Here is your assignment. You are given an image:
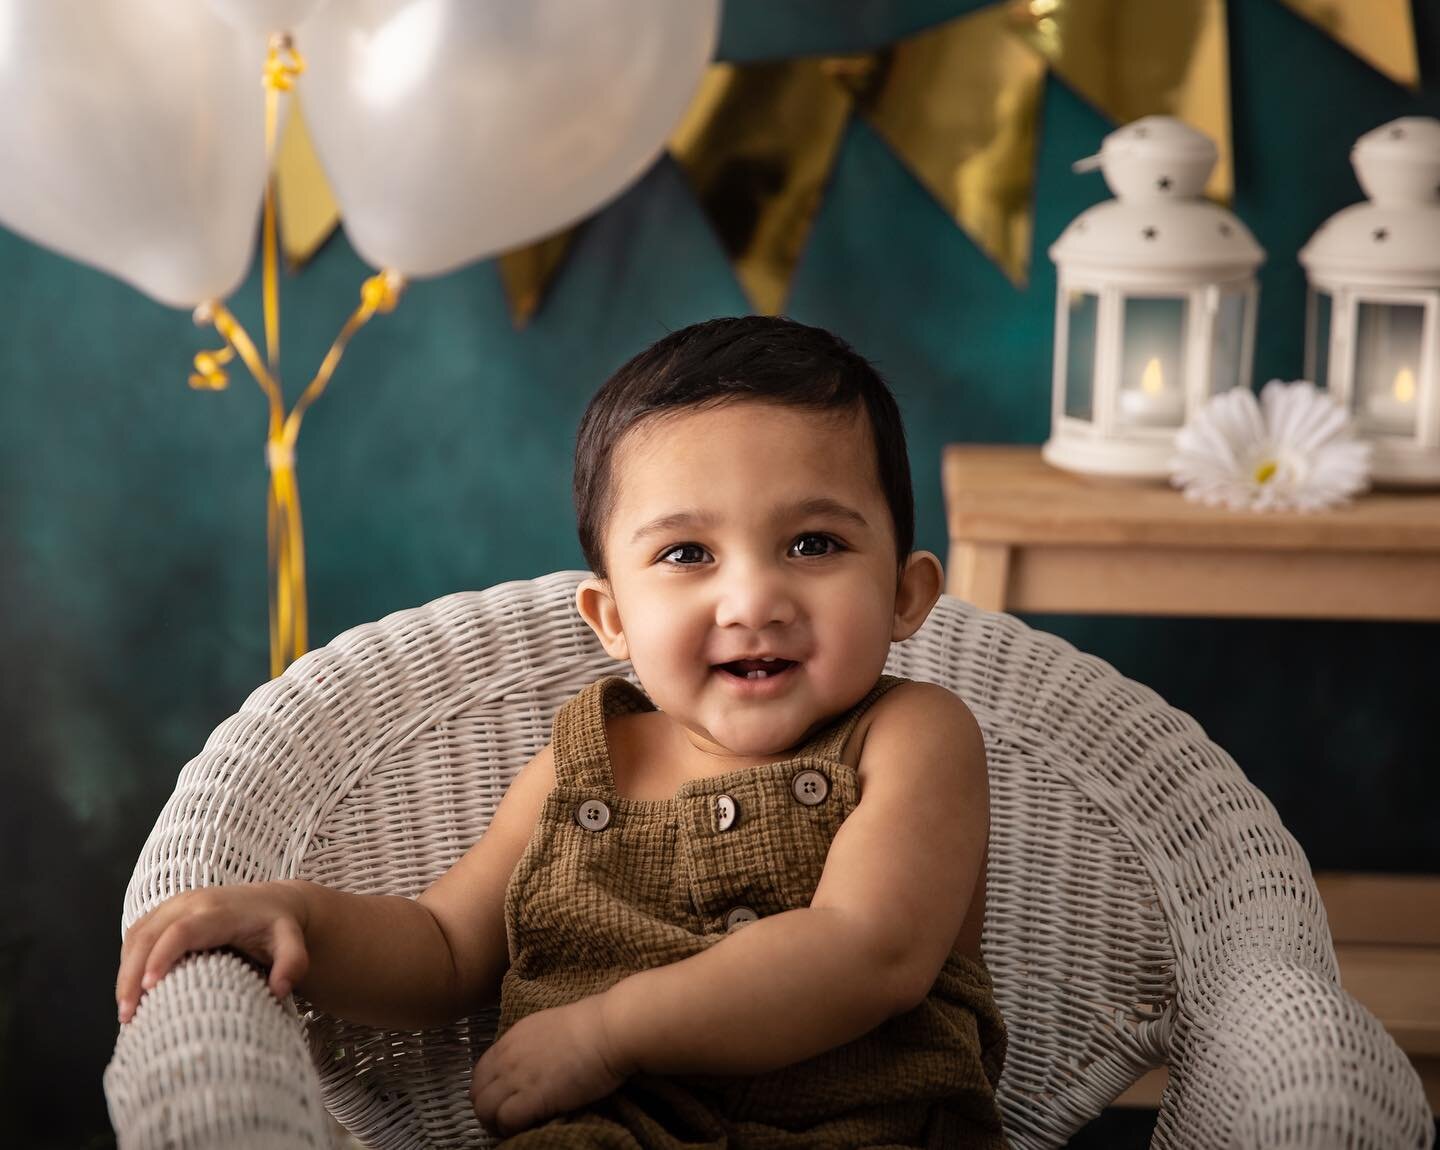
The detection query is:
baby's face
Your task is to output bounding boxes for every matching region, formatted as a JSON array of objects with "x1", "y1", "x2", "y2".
[{"x1": 577, "y1": 399, "x2": 940, "y2": 762}]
